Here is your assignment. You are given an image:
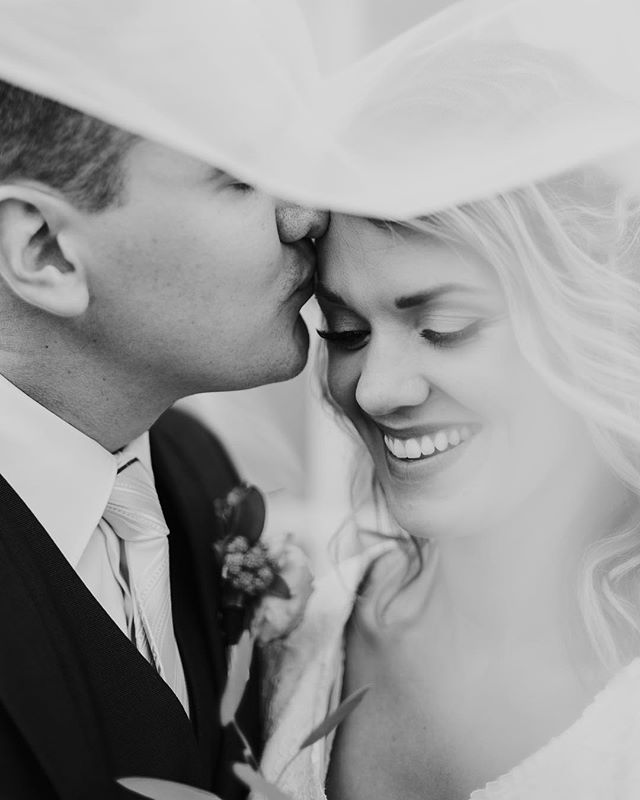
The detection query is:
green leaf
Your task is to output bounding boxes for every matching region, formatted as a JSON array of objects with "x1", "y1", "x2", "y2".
[
  {"x1": 117, "y1": 777, "x2": 223, "y2": 799},
  {"x1": 266, "y1": 573, "x2": 292, "y2": 600},
  {"x1": 229, "y1": 484, "x2": 266, "y2": 545},
  {"x1": 220, "y1": 630, "x2": 254, "y2": 725},
  {"x1": 232, "y1": 764, "x2": 294, "y2": 800},
  {"x1": 298, "y1": 684, "x2": 372, "y2": 750},
  {"x1": 211, "y1": 539, "x2": 227, "y2": 562}
]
